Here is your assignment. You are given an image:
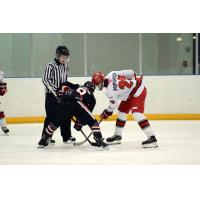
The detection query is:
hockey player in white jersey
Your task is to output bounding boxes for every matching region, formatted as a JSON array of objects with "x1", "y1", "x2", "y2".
[
  {"x1": 0, "y1": 71, "x2": 9, "y2": 135},
  {"x1": 92, "y1": 70, "x2": 158, "y2": 148}
]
